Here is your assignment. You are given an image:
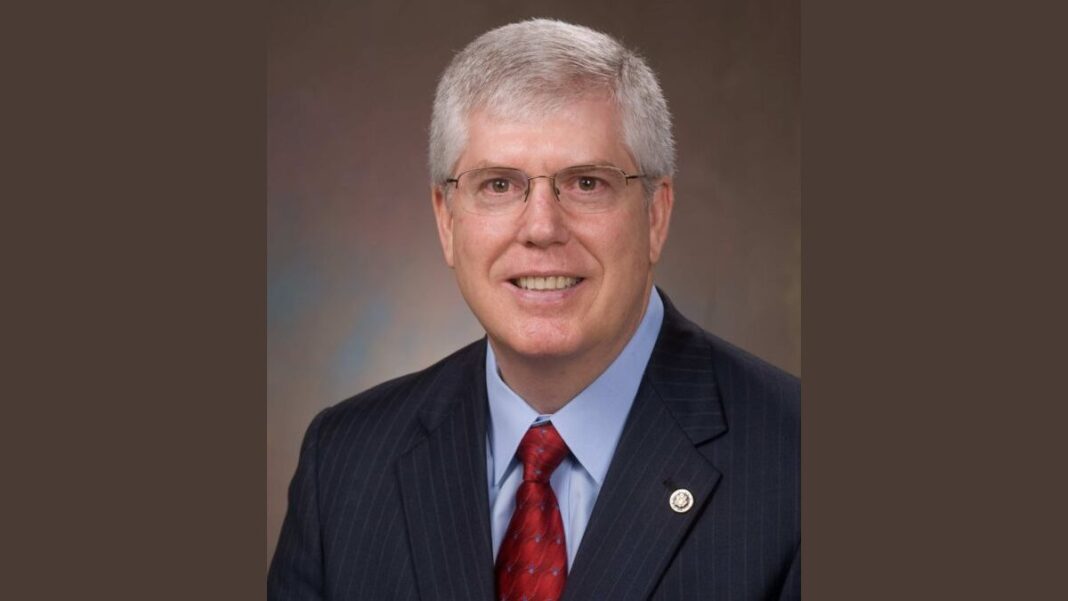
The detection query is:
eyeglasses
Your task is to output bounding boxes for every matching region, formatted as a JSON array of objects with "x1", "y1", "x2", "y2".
[{"x1": 443, "y1": 165, "x2": 646, "y2": 215}]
